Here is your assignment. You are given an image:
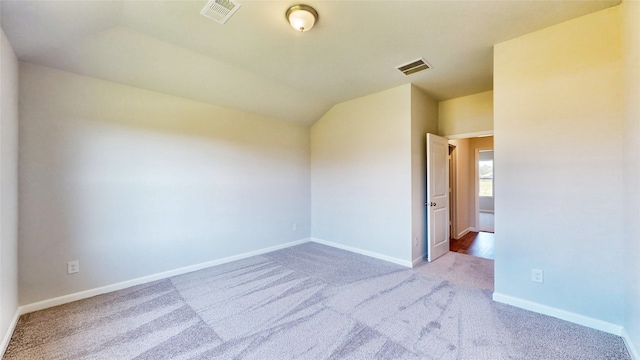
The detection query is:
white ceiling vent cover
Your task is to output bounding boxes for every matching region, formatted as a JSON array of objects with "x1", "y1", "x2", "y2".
[
  {"x1": 397, "y1": 58, "x2": 432, "y2": 76},
  {"x1": 201, "y1": 0, "x2": 241, "y2": 24}
]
